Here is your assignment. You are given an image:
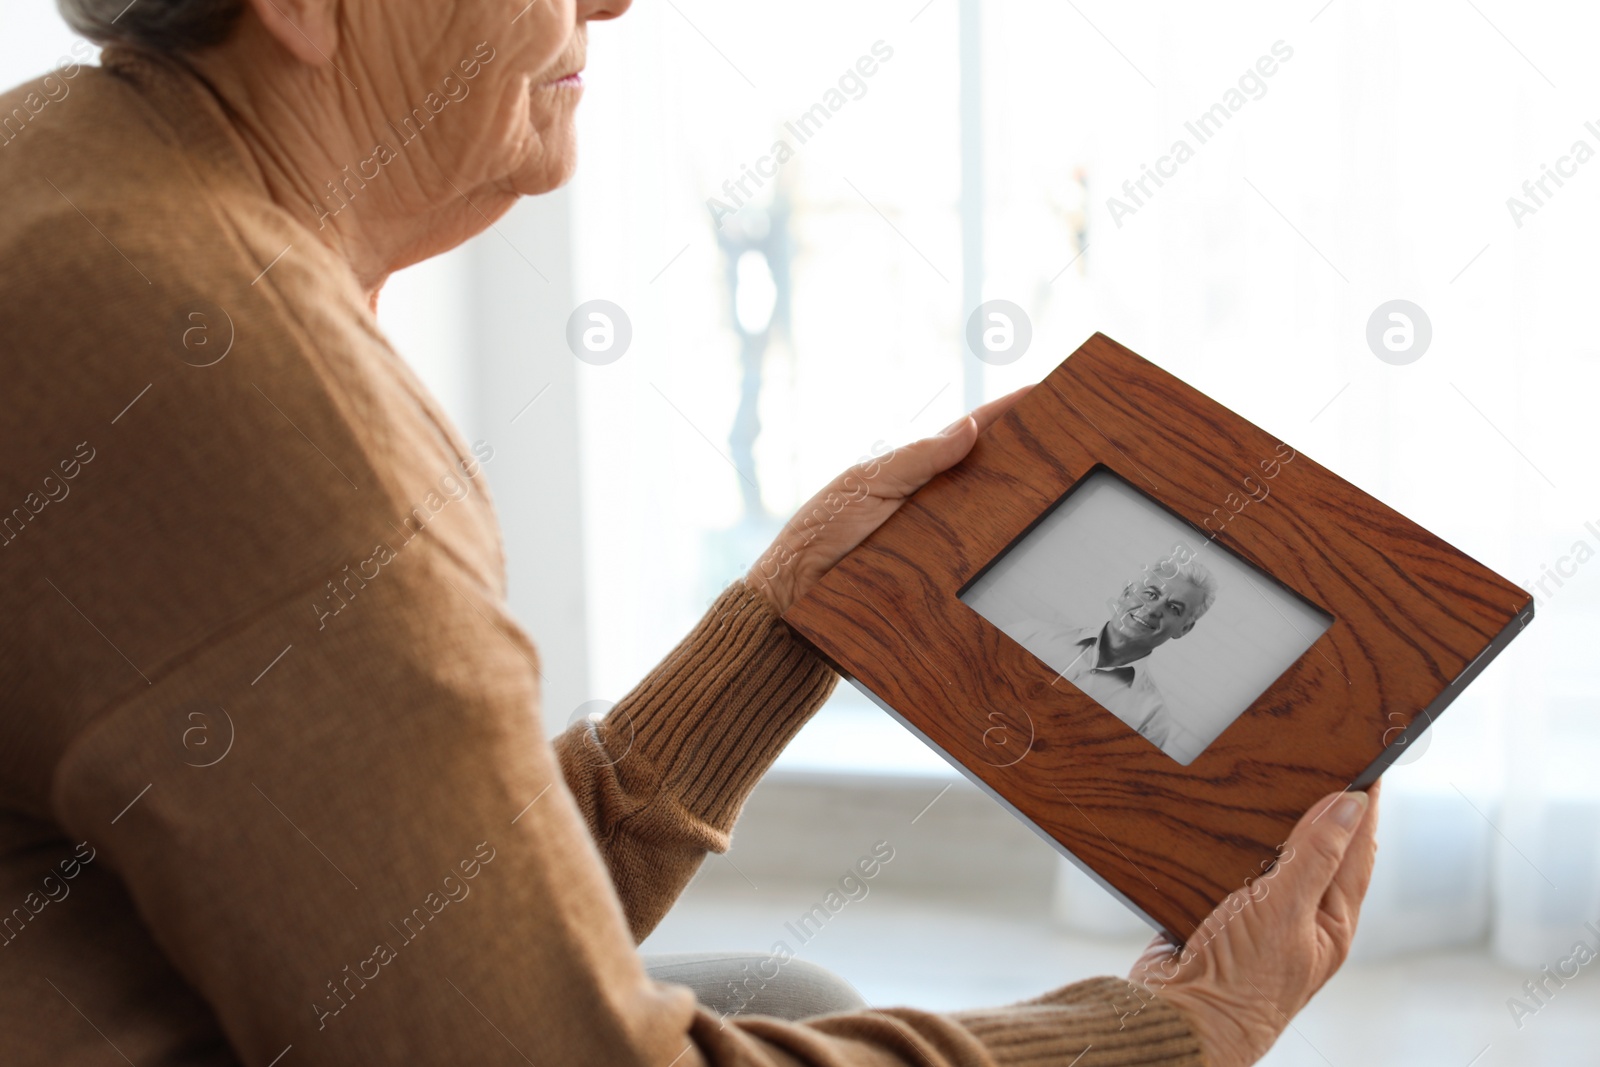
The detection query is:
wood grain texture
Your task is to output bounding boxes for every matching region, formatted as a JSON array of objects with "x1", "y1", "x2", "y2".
[{"x1": 782, "y1": 332, "x2": 1533, "y2": 942}]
